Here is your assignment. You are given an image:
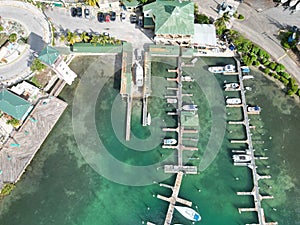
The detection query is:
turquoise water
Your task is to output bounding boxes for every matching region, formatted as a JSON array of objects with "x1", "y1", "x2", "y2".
[{"x1": 0, "y1": 55, "x2": 299, "y2": 225}]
